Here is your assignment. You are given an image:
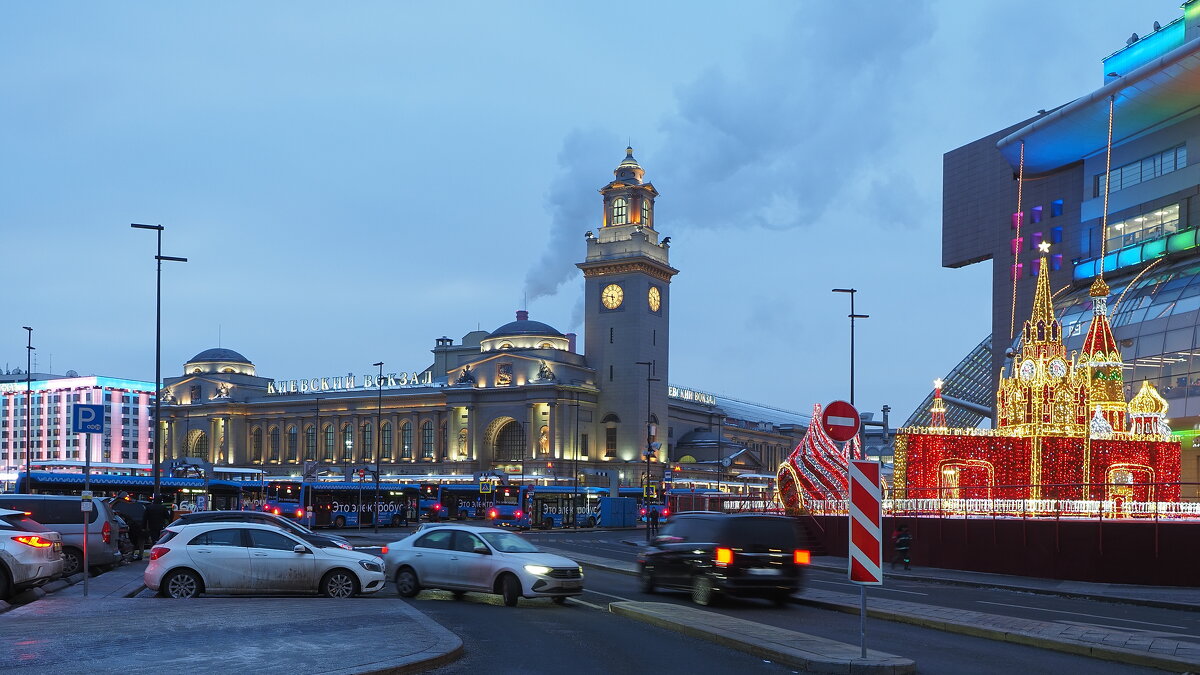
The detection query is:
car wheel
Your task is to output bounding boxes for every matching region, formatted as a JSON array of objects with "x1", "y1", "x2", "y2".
[
  {"x1": 321, "y1": 569, "x2": 359, "y2": 598},
  {"x1": 552, "y1": 596, "x2": 567, "y2": 605},
  {"x1": 691, "y1": 575, "x2": 716, "y2": 606},
  {"x1": 500, "y1": 574, "x2": 521, "y2": 607},
  {"x1": 639, "y1": 566, "x2": 655, "y2": 594},
  {"x1": 61, "y1": 548, "x2": 83, "y2": 577},
  {"x1": 162, "y1": 569, "x2": 202, "y2": 598},
  {"x1": 395, "y1": 568, "x2": 420, "y2": 598},
  {"x1": 333, "y1": 516, "x2": 346, "y2": 529},
  {"x1": 585, "y1": 517, "x2": 596, "y2": 528}
]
